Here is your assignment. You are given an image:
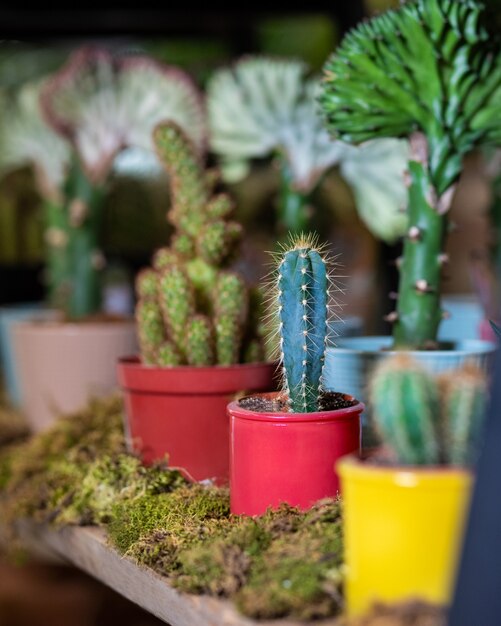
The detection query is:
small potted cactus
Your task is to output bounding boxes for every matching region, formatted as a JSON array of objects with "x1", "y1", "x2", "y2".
[
  {"x1": 117, "y1": 122, "x2": 276, "y2": 485},
  {"x1": 1, "y1": 47, "x2": 205, "y2": 430},
  {"x1": 319, "y1": 0, "x2": 499, "y2": 417},
  {"x1": 338, "y1": 354, "x2": 488, "y2": 617},
  {"x1": 227, "y1": 235, "x2": 364, "y2": 516}
]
